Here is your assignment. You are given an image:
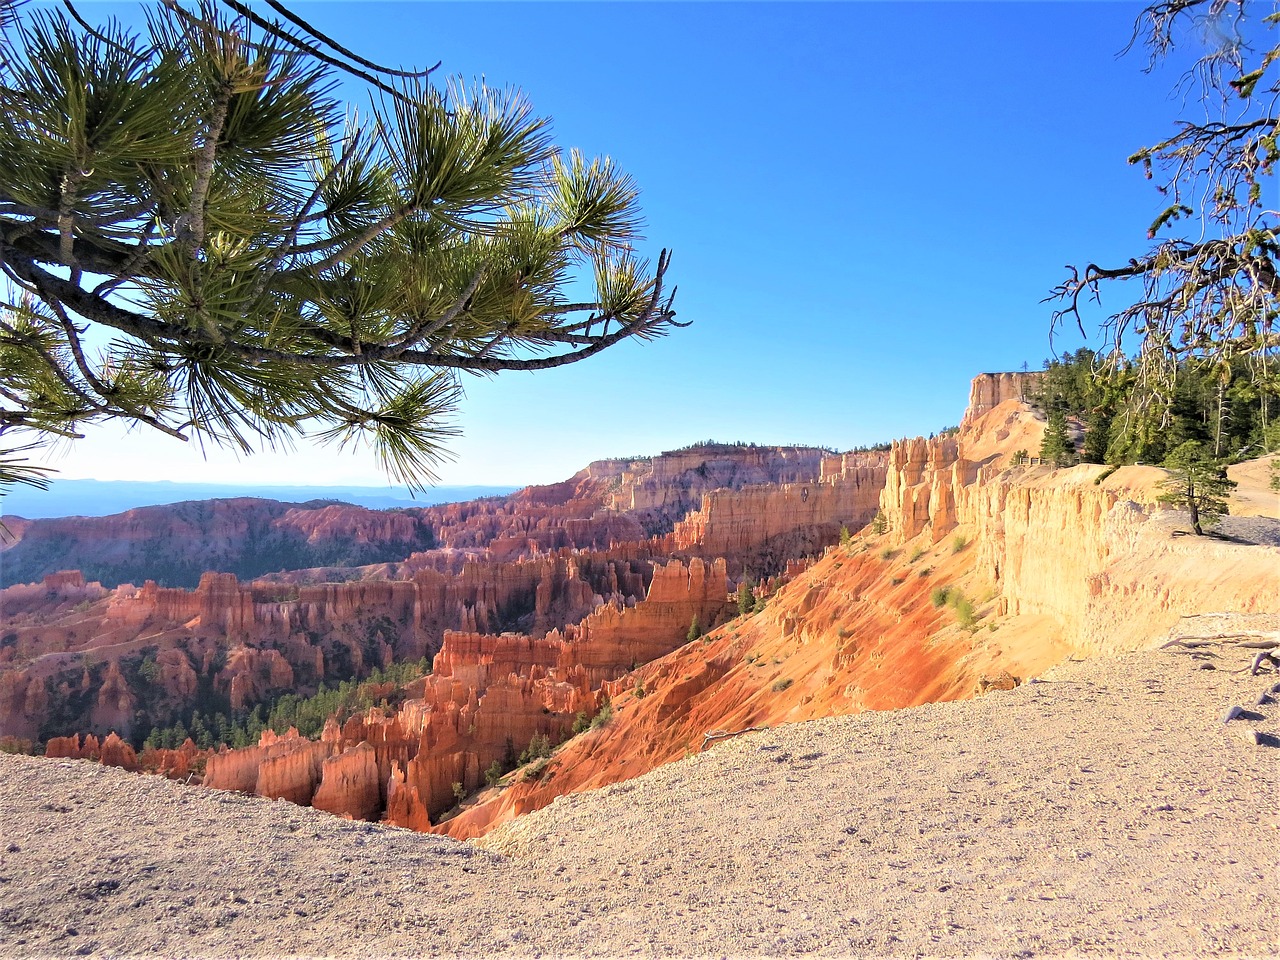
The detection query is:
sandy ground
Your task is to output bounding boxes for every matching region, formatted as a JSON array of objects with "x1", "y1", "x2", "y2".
[
  {"x1": 1, "y1": 636, "x2": 1277, "y2": 959},
  {"x1": 1227, "y1": 456, "x2": 1278, "y2": 520}
]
